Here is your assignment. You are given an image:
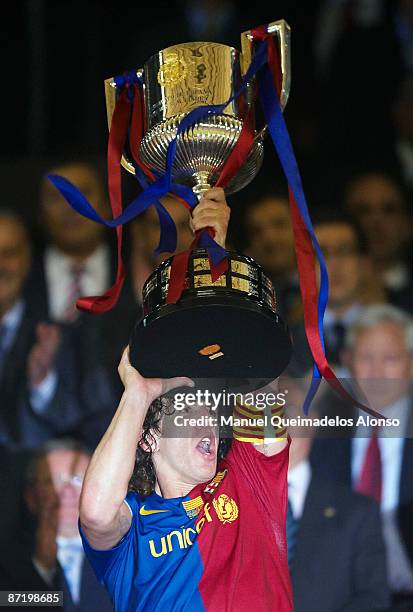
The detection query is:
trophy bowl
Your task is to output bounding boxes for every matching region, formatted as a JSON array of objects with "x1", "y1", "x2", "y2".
[
  {"x1": 105, "y1": 21, "x2": 291, "y2": 195},
  {"x1": 130, "y1": 249, "x2": 292, "y2": 383}
]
